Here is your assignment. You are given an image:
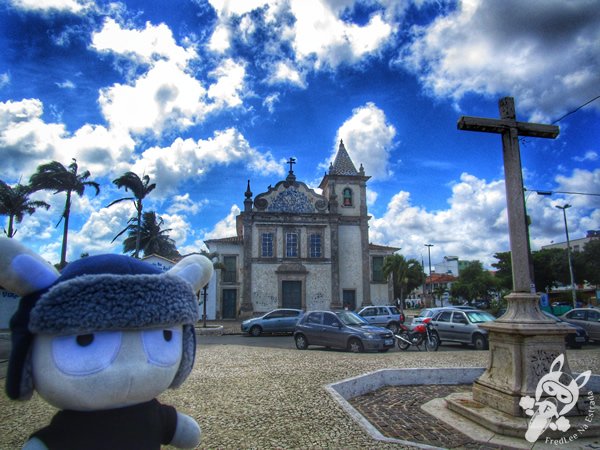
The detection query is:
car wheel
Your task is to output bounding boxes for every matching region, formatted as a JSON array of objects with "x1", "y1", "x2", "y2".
[
  {"x1": 386, "y1": 322, "x2": 400, "y2": 334},
  {"x1": 348, "y1": 338, "x2": 364, "y2": 353},
  {"x1": 295, "y1": 334, "x2": 308, "y2": 350},
  {"x1": 473, "y1": 334, "x2": 488, "y2": 350},
  {"x1": 250, "y1": 325, "x2": 262, "y2": 337}
]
